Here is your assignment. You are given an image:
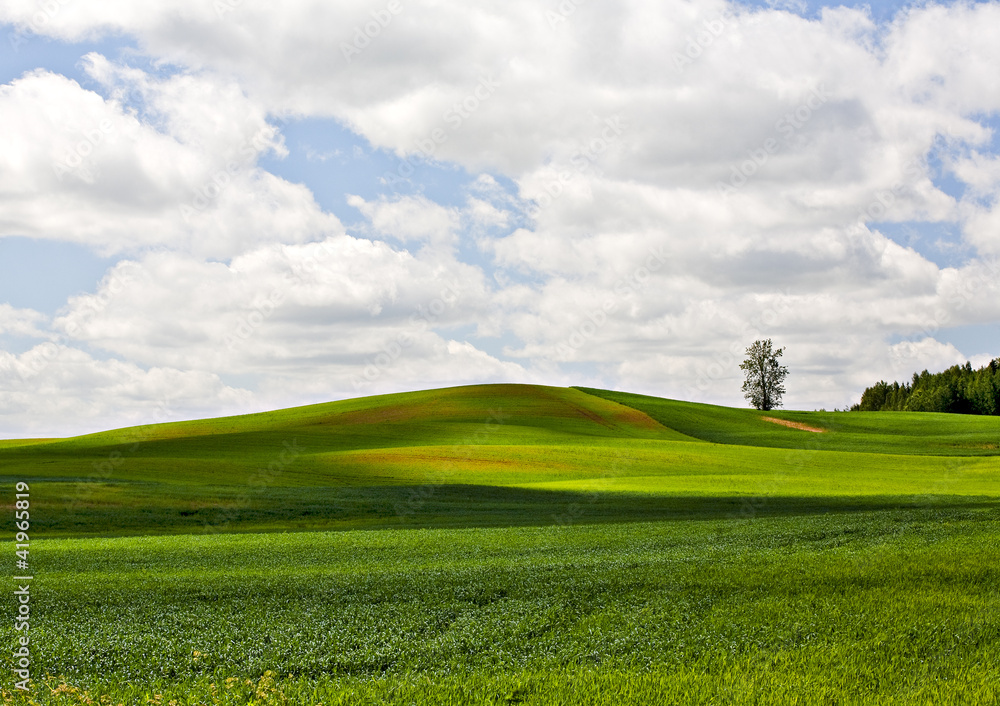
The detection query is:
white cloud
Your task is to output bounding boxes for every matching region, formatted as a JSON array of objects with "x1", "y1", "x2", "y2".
[
  {"x1": 884, "y1": 2, "x2": 1000, "y2": 115},
  {"x1": 962, "y1": 204, "x2": 1000, "y2": 255},
  {"x1": 465, "y1": 197, "x2": 509, "y2": 230},
  {"x1": 51, "y1": 238, "x2": 485, "y2": 362},
  {"x1": 0, "y1": 62, "x2": 340, "y2": 258},
  {"x1": 3, "y1": 0, "x2": 1000, "y2": 434},
  {"x1": 347, "y1": 194, "x2": 460, "y2": 247},
  {"x1": 0, "y1": 304, "x2": 47, "y2": 338},
  {"x1": 0, "y1": 344, "x2": 252, "y2": 437},
  {"x1": 21, "y1": 236, "x2": 534, "y2": 419}
]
